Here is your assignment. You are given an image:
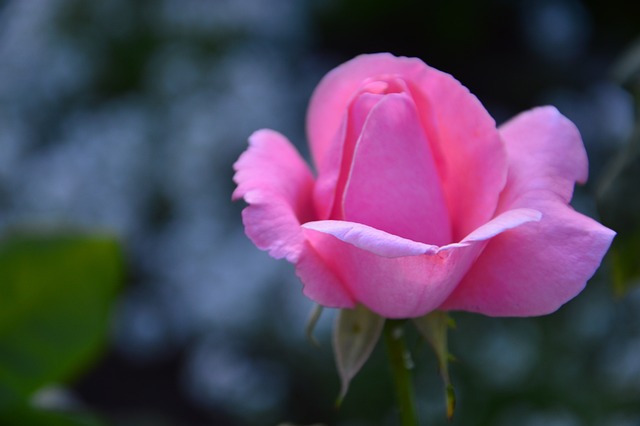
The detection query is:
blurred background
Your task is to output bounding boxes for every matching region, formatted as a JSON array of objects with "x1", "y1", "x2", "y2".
[{"x1": 1, "y1": 0, "x2": 640, "y2": 425}]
